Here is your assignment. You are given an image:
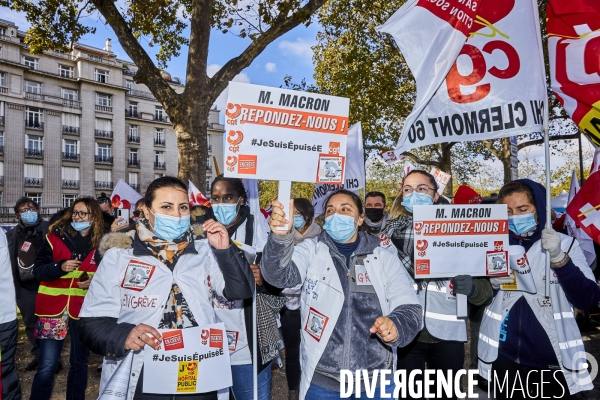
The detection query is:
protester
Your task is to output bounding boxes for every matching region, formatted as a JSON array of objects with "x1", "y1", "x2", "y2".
[
  {"x1": 382, "y1": 170, "x2": 492, "y2": 400},
  {"x1": 262, "y1": 189, "x2": 423, "y2": 400},
  {"x1": 78, "y1": 176, "x2": 255, "y2": 400},
  {"x1": 209, "y1": 175, "x2": 282, "y2": 400},
  {"x1": 280, "y1": 198, "x2": 322, "y2": 400},
  {"x1": 30, "y1": 197, "x2": 105, "y2": 400},
  {"x1": 1, "y1": 227, "x2": 21, "y2": 400},
  {"x1": 133, "y1": 198, "x2": 145, "y2": 221},
  {"x1": 7, "y1": 197, "x2": 49, "y2": 371},
  {"x1": 478, "y1": 179, "x2": 600, "y2": 398},
  {"x1": 97, "y1": 192, "x2": 133, "y2": 232},
  {"x1": 362, "y1": 191, "x2": 389, "y2": 235}
]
